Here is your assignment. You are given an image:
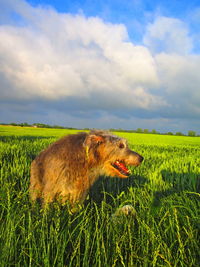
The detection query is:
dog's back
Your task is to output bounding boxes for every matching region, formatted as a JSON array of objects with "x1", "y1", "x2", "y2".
[{"x1": 30, "y1": 132, "x2": 88, "y2": 204}]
